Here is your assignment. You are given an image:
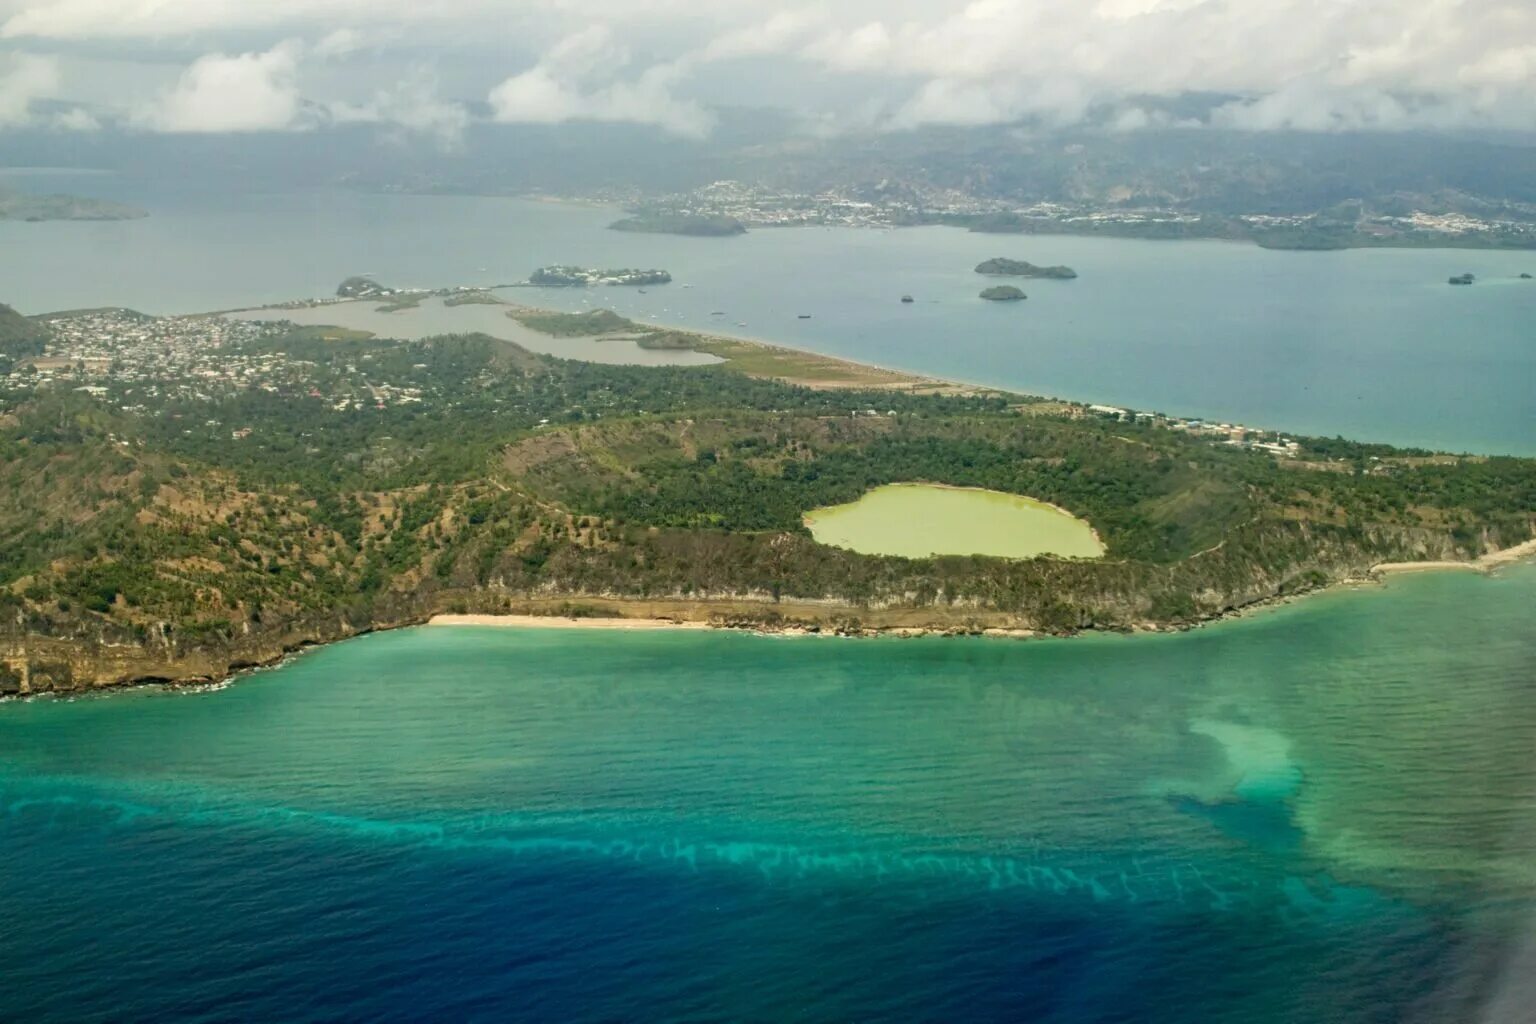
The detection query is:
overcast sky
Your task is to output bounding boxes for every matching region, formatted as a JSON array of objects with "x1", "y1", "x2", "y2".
[{"x1": 1, "y1": 0, "x2": 1533, "y2": 141}]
